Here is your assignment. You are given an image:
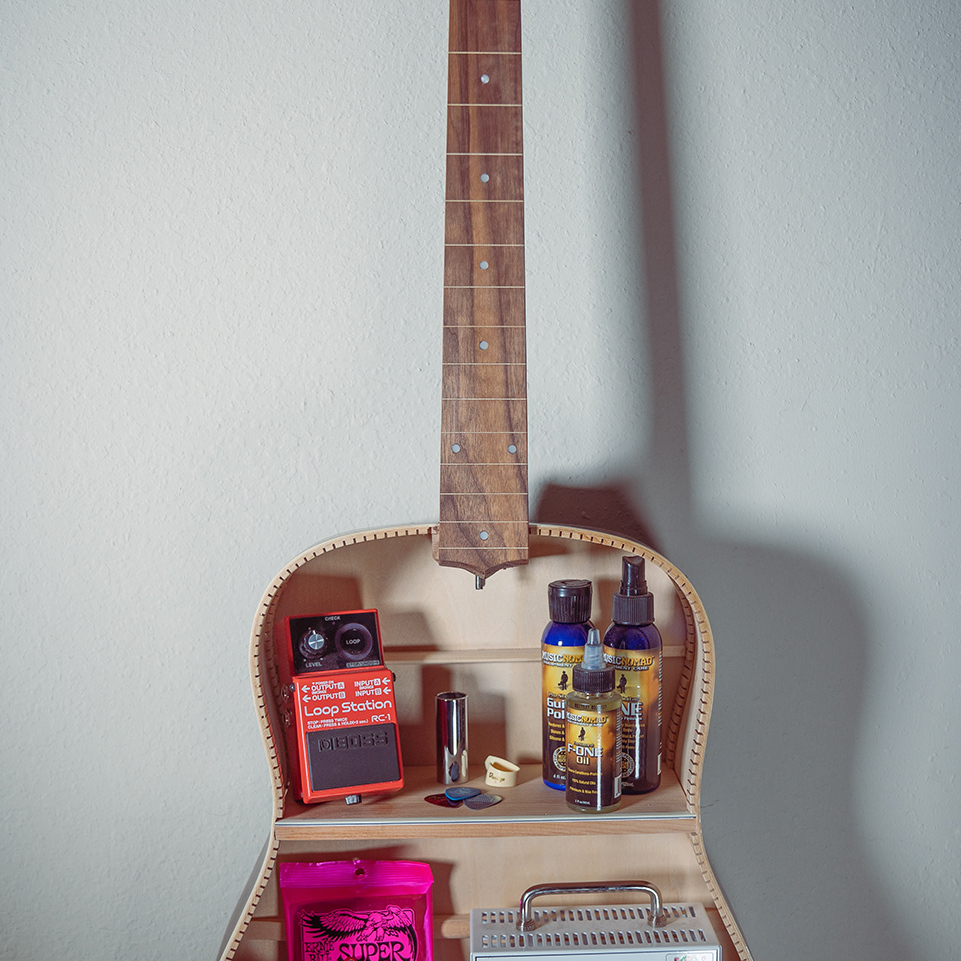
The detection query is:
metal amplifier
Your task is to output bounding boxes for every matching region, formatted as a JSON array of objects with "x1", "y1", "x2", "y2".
[{"x1": 470, "y1": 882, "x2": 722, "y2": 961}]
